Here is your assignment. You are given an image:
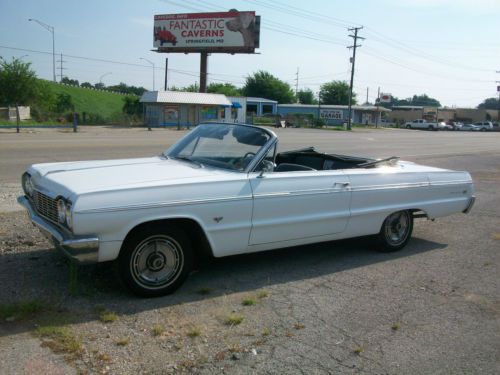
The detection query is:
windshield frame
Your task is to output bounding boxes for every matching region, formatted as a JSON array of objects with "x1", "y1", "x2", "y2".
[{"x1": 163, "y1": 123, "x2": 277, "y2": 173}]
